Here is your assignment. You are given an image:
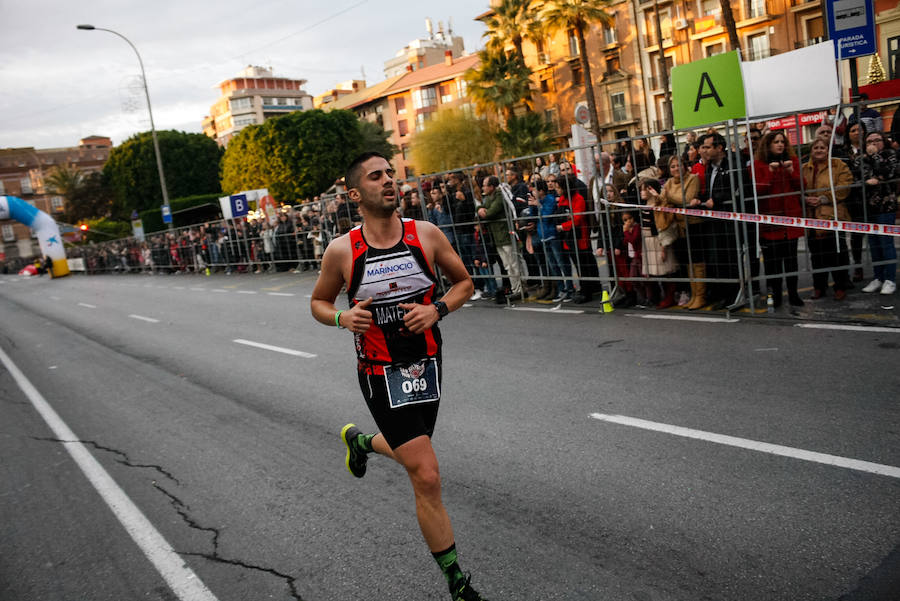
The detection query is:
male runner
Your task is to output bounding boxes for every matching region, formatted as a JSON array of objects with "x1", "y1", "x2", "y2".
[{"x1": 310, "y1": 152, "x2": 487, "y2": 601}]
